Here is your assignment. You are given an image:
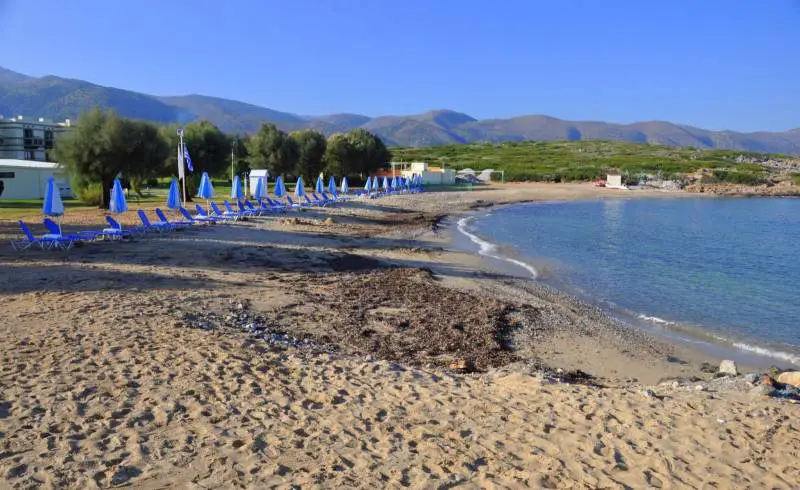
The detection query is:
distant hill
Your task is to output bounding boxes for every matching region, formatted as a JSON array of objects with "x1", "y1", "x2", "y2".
[{"x1": 1, "y1": 66, "x2": 798, "y2": 154}]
